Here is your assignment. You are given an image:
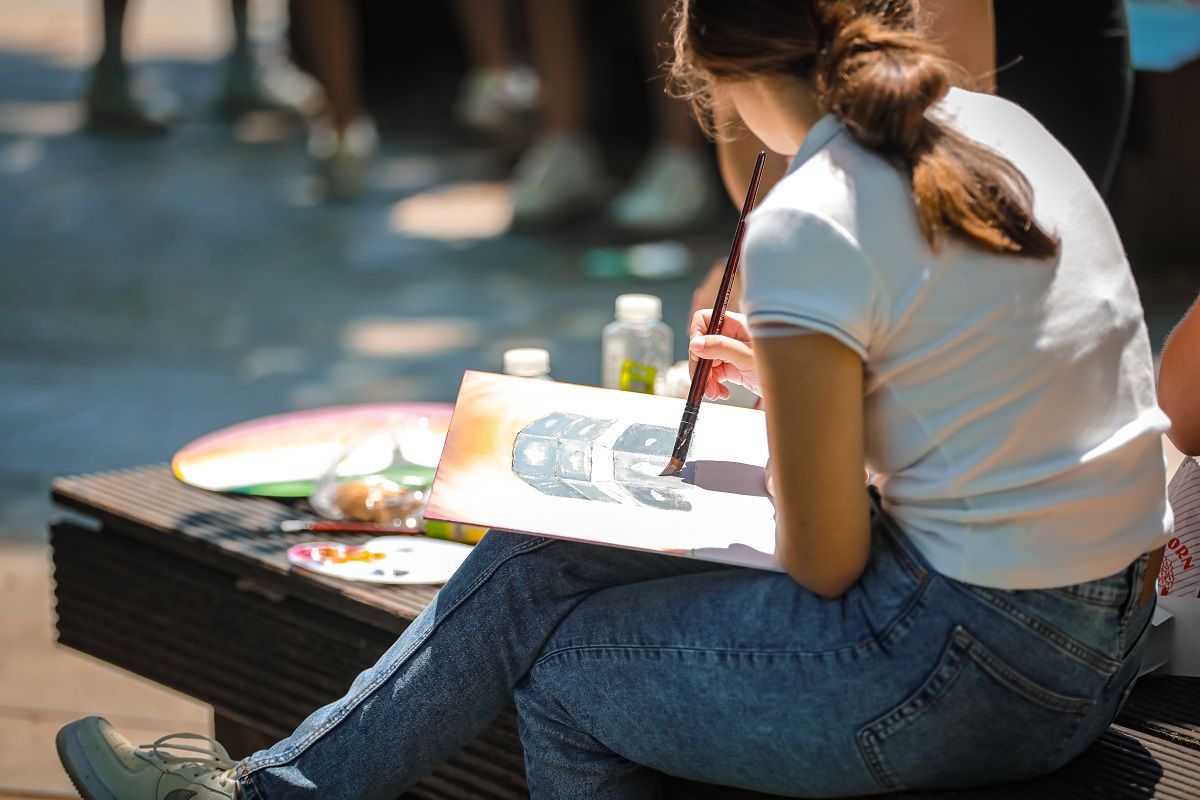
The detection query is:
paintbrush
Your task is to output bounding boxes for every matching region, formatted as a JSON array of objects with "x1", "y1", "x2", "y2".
[
  {"x1": 272, "y1": 520, "x2": 426, "y2": 535},
  {"x1": 661, "y1": 151, "x2": 767, "y2": 477}
]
